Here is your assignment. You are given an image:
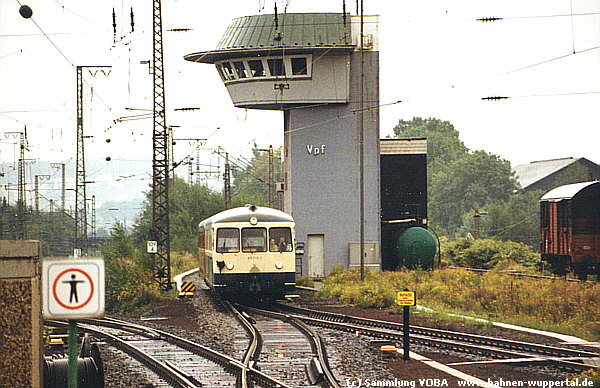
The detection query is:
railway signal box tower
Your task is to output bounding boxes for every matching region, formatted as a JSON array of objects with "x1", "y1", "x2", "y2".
[{"x1": 185, "y1": 13, "x2": 381, "y2": 276}]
